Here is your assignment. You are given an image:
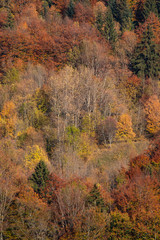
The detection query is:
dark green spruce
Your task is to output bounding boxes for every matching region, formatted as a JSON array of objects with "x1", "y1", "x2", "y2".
[
  {"x1": 86, "y1": 184, "x2": 105, "y2": 211},
  {"x1": 131, "y1": 25, "x2": 159, "y2": 79},
  {"x1": 143, "y1": 0, "x2": 158, "y2": 20},
  {"x1": 109, "y1": 0, "x2": 132, "y2": 31},
  {"x1": 30, "y1": 160, "x2": 49, "y2": 195},
  {"x1": 104, "y1": 7, "x2": 117, "y2": 49},
  {"x1": 66, "y1": 0, "x2": 75, "y2": 18}
]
